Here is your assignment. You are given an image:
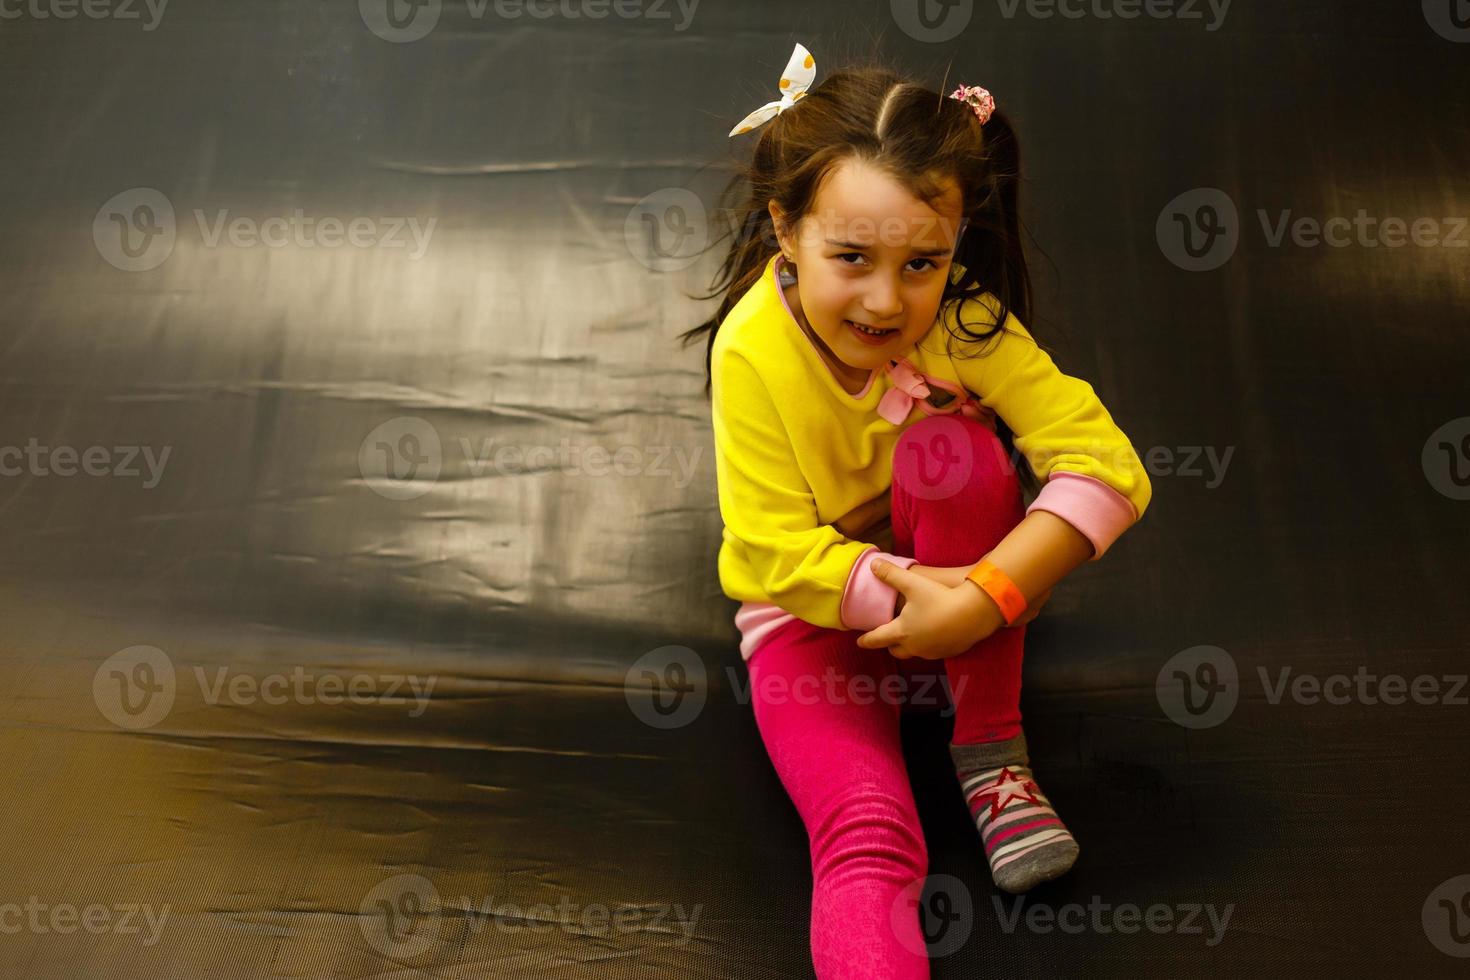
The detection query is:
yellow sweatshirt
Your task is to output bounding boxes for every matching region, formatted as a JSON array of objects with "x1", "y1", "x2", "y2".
[{"x1": 712, "y1": 253, "x2": 1152, "y2": 660}]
